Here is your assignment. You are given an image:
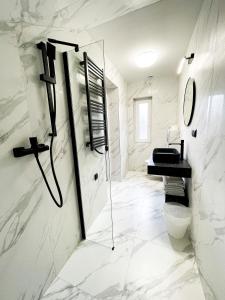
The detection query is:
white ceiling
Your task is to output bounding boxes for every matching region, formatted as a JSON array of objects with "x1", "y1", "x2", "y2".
[{"x1": 88, "y1": 0, "x2": 203, "y2": 83}]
